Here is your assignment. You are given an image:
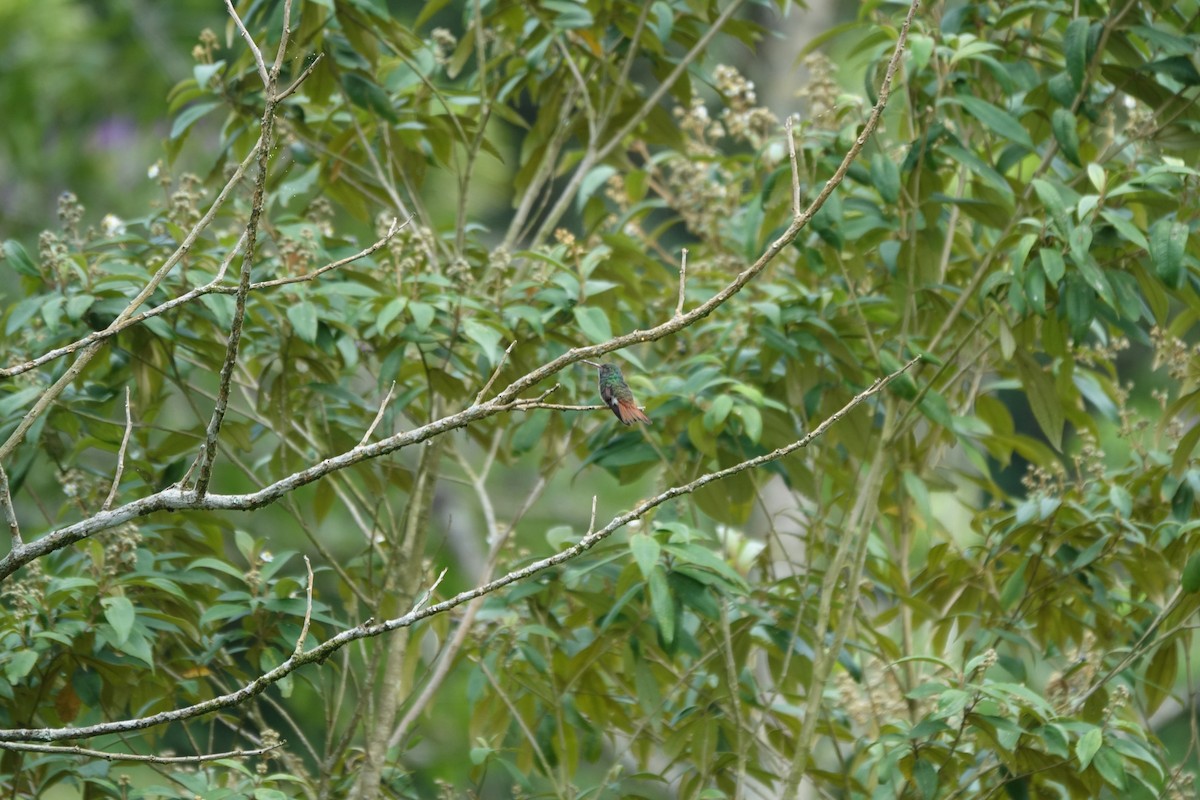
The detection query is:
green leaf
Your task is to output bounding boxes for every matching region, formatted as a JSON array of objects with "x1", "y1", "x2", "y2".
[
  {"x1": 914, "y1": 759, "x2": 938, "y2": 799},
  {"x1": 1092, "y1": 746, "x2": 1126, "y2": 789},
  {"x1": 170, "y1": 101, "x2": 220, "y2": 140},
  {"x1": 735, "y1": 404, "x2": 762, "y2": 443},
  {"x1": 953, "y1": 96, "x2": 1033, "y2": 150},
  {"x1": 1149, "y1": 219, "x2": 1187, "y2": 288},
  {"x1": 1040, "y1": 248, "x2": 1065, "y2": 284},
  {"x1": 1076, "y1": 727, "x2": 1102, "y2": 769},
  {"x1": 648, "y1": 566, "x2": 675, "y2": 645},
  {"x1": 1100, "y1": 209, "x2": 1149, "y2": 250},
  {"x1": 193, "y1": 61, "x2": 225, "y2": 90},
  {"x1": 5, "y1": 650, "x2": 38, "y2": 683},
  {"x1": 376, "y1": 297, "x2": 407, "y2": 332},
  {"x1": 102, "y1": 596, "x2": 136, "y2": 646},
  {"x1": 1014, "y1": 351, "x2": 1064, "y2": 450},
  {"x1": 543, "y1": 0, "x2": 594, "y2": 28},
  {"x1": 1183, "y1": 553, "x2": 1200, "y2": 592},
  {"x1": 1064, "y1": 18, "x2": 1091, "y2": 91},
  {"x1": 870, "y1": 154, "x2": 901, "y2": 204},
  {"x1": 342, "y1": 73, "x2": 398, "y2": 122},
  {"x1": 461, "y1": 319, "x2": 503, "y2": 366},
  {"x1": 409, "y1": 301, "x2": 435, "y2": 332},
  {"x1": 1031, "y1": 179, "x2": 1067, "y2": 232},
  {"x1": 704, "y1": 395, "x2": 734, "y2": 431},
  {"x1": 577, "y1": 165, "x2": 617, "y2": 212},
  {"x1": 629, "y1": 533, "x2": 660, "y2": 579},
  {"x1": 64, "y1": 294, "x2": 95, "y2": 321},
  {"x1": 1144, "y1": 642, "x2": 1178, "y2": 714},
  {"x1": 573, "y1": 306, "x2": 612, "y2": 344},
  {"x1": 999, "y1": 560, "x2": 1027, "y2": 609},
  {"x1": 1051, "y1": 108, "x2": 1080, "y2": 164},
  {"x1": 2, "y1": 240, "x2": 39, "y2": 277},
  {"x1": 287, "y1": 301, "x2": 319, "y2": 343}
]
